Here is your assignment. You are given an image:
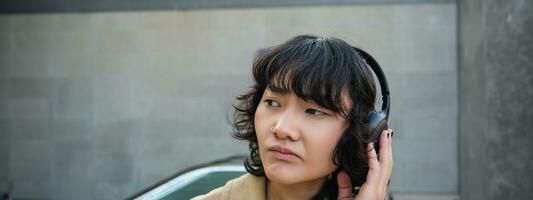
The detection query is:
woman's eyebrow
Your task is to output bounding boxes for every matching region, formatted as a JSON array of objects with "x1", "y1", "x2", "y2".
[{"x1": 267, "y1": 84, "x2": 290, "y2": 94}]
